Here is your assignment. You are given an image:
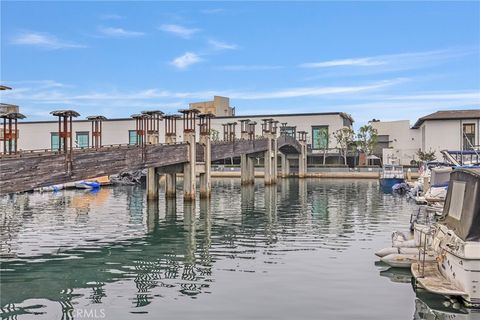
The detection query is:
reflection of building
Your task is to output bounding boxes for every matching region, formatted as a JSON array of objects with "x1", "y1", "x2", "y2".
[
  {"x1": 189, "y1": 96, "x2": 234, "y2": 116},
  {"x1": 371, "y1": 110, "x2": 480, "y2": 165}
]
